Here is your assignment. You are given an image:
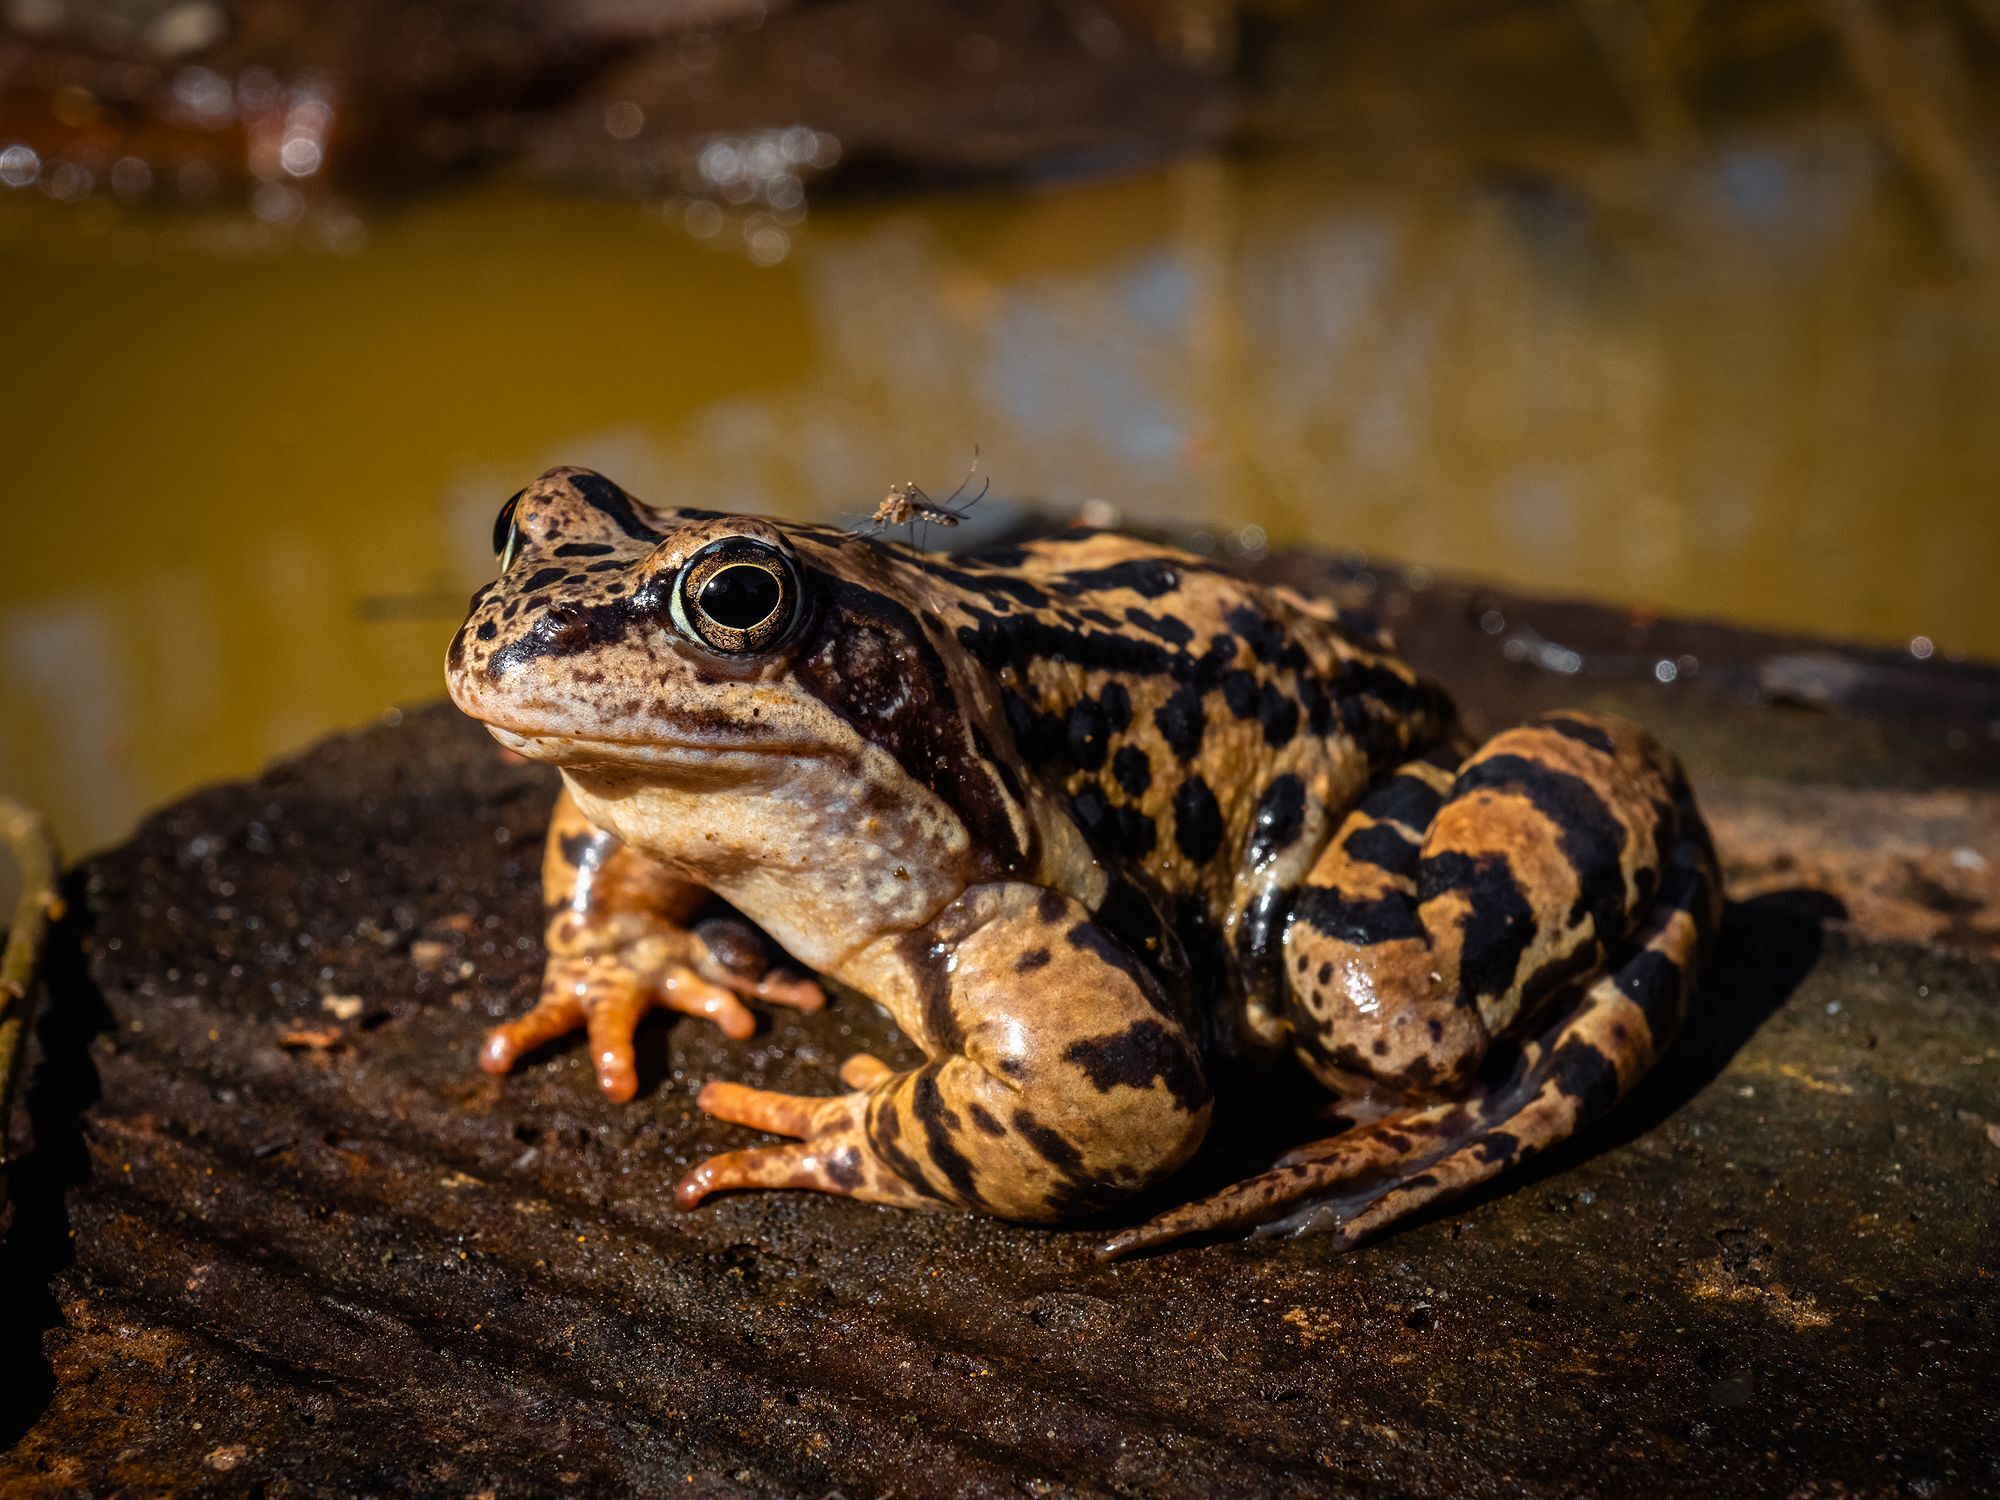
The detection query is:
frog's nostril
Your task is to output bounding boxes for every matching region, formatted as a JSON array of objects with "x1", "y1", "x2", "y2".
[{"x1": 543, "y1": 602, "x2": 589, "y2": 652}]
